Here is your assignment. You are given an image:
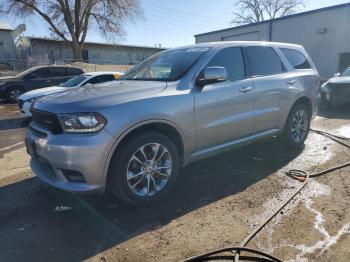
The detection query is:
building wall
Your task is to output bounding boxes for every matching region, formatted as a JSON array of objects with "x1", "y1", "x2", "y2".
[
  {"x1": 271, "y1": 6, "x2": 350, "y2": 78},
  {"x1": 0, "y1": 30, "x2": 16, "y2": 63},
  {"x1": 196, "y1": 23, "x2": 270, "y2": 43},
  {"x1": 16, "y1": 37, "x2": 164, "y2": 66},
  {"x1": 195, "y1": 4, "x2": 350, "y2": 78}
]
